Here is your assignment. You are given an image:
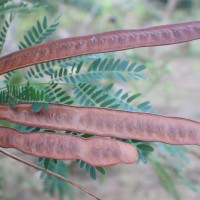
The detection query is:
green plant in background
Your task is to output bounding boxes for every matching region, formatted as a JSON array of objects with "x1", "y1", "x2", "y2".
[{"x1": 0, "y1": 1, "x2": 199, "y2": 200}]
